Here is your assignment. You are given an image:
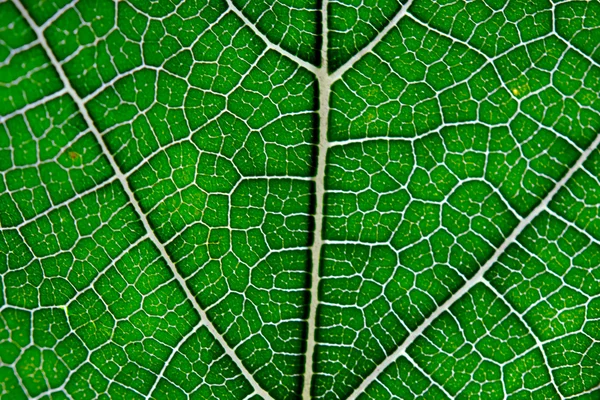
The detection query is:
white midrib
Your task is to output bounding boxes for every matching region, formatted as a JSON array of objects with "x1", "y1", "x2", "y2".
[
  {"x1": 11, "y1": 2, "x2": 274, "y2": 399},
  {"x1": 222, "y1": 2, "x2": 331, "y2": 397},
  {"x1": 302, "y1": 15, "x2": 330, "y2": 400},
  {"x1": 302, "y1": 1, "x2": 417, "y2": 398},
  {"x1": 195, "y1": 0, "x2": 422, "y2": 397}
]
